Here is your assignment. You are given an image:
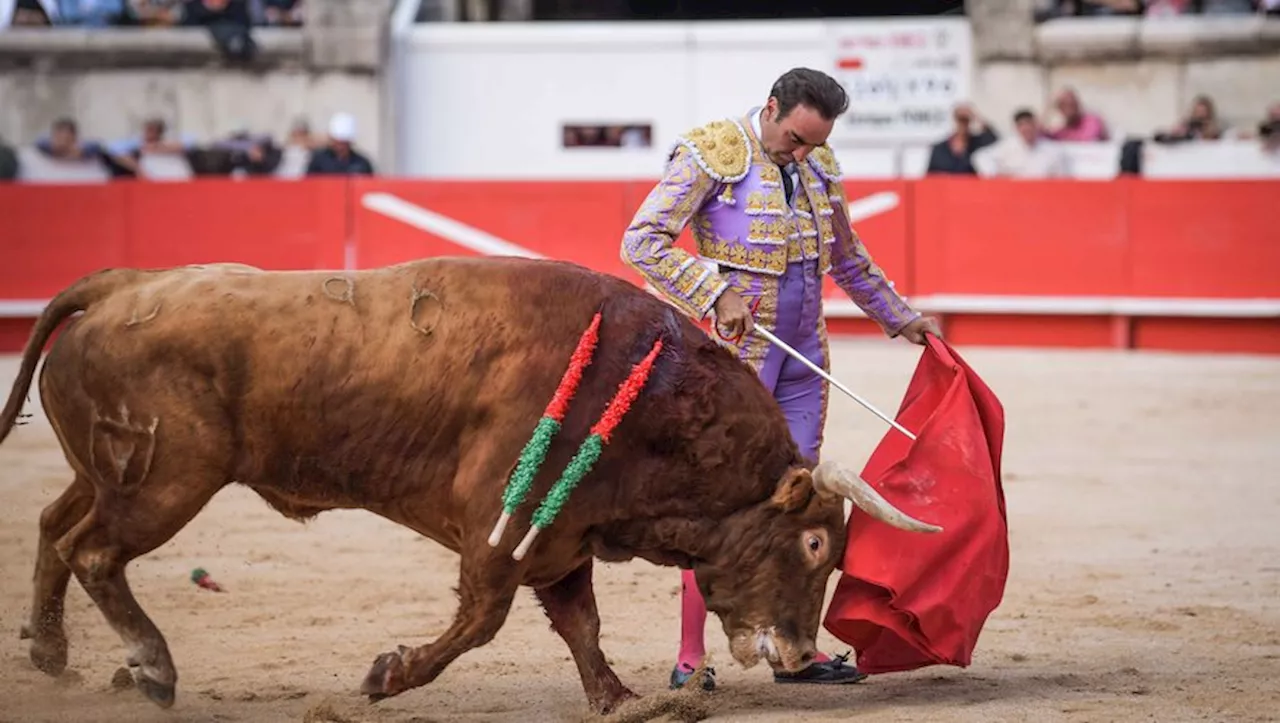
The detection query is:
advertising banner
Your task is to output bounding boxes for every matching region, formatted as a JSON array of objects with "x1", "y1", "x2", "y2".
[{"x1": 826, "y1": 18, "x2": 974, "y2": 144}]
